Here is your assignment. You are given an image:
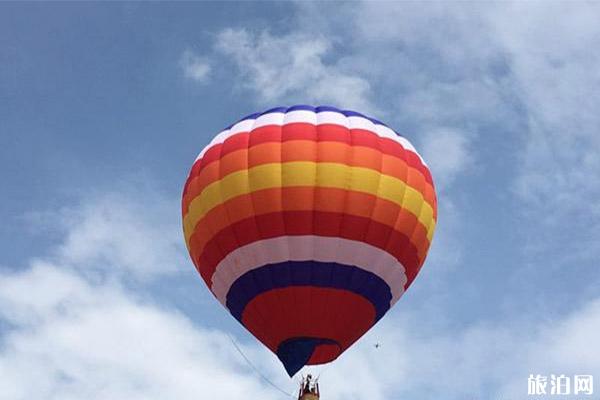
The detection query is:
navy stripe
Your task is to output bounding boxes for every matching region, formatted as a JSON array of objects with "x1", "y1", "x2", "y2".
[
  {"x1": 225, "y1": 260, "x2": 392, "y2": 322},
  {"x1": 225, "y1": 105, "x2": 400, "y2": 136},
  {"x1": 261, "y1": 106, "x2": 288, "y2": 115},
  {"x1": 288, "y1": 104, "x2": 316, "y2": 112},
  {"x1": 315, "y1": 105, "x2": 340, "y2": 113}
]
